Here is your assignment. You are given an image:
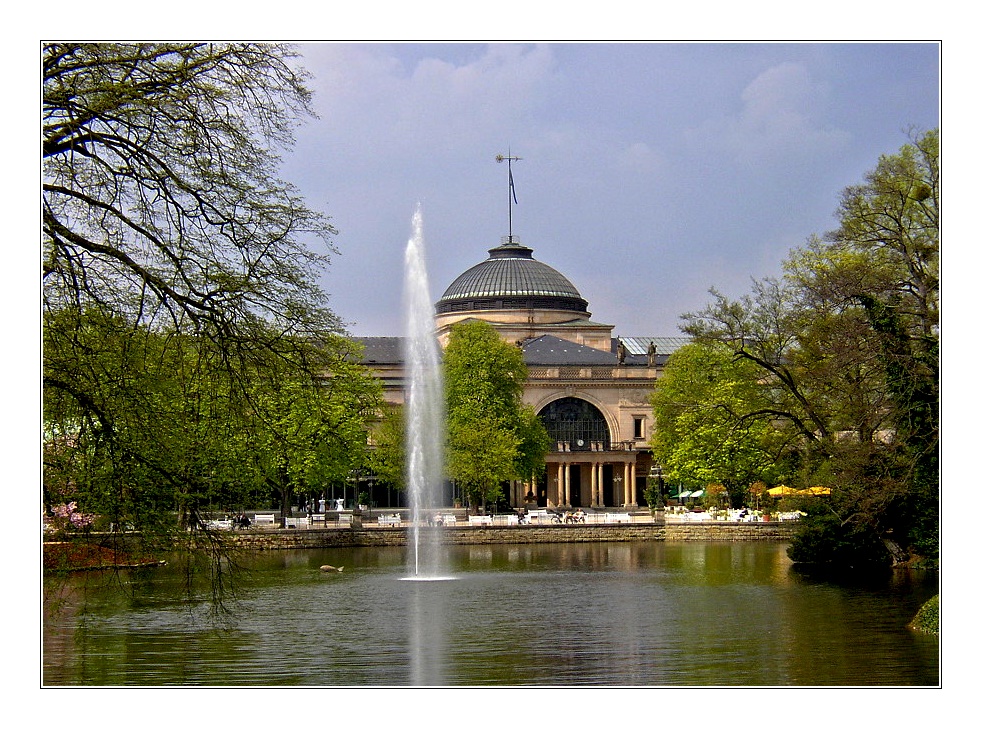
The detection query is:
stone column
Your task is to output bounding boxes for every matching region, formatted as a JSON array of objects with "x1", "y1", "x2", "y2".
[
  {"x1": 564, "y1": 463, "x2": 571, "y2": 507},
  {"x1": 558, "y1": 463, "x2": 567, "y2": 507},
  {"x1": 590, "y1": 462, "x2": 598, "y2": 507},
  {"x1": 597, "y1": 462, "x2": 605, "y2": 507}
]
